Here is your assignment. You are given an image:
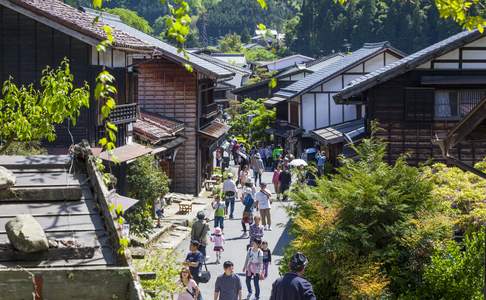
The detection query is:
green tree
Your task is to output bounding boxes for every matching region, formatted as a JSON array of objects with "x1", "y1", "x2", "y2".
[
  {"x1": 243, "y1": 47, "x2": 278, "y2": 62},
  {"x1": 106, "y1": 7, "x2": 154, "y2": 34},
  {"x1": 0, "y1": 59, "x2": 90, "y2": 154},
  {"x1": 414, "y1": 231, "x2": 485, "y2": 299},
  {"x1": 218, "y1": 33, "x2": 243, "y2": 53},
  {"x1": 126, "y1": 155, "x2": 170, "y2": 237},
  {"x1": 228, "y1": 98, "x2": 276, "y2": 144},
  {"x1": 285, "y1": 127, "x2": 452, "y2": 298}
]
